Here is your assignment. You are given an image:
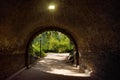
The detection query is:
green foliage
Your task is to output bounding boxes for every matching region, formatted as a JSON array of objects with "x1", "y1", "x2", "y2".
[{"x1": 29, "y1": 31, "x2": 74, "y2": 58}]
